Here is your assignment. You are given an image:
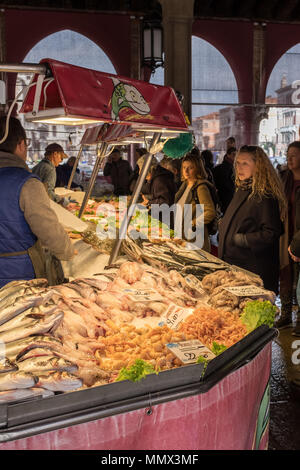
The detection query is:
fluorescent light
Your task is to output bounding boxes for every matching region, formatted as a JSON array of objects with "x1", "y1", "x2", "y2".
[{"x1": 24, "y1": 108, "x2": 105, "y2": 126}]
